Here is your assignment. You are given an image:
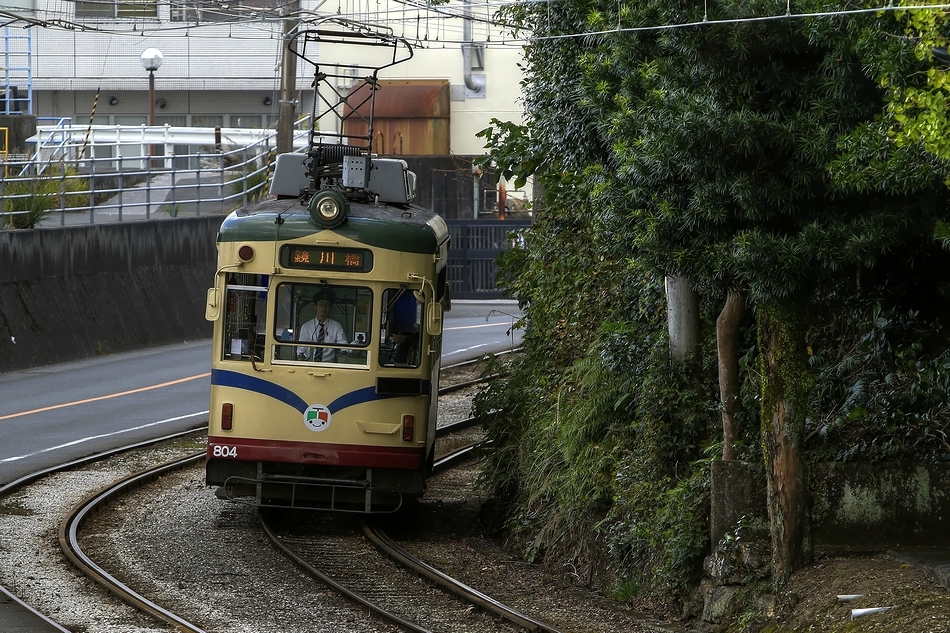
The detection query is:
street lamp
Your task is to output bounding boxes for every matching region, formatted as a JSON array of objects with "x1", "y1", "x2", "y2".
[
  {"x1": 140, "y1": 48, "x2": 163, "y2": 126},
  {"x1": 140, "y1": 48, "x2": 163, "y2": 165}
]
